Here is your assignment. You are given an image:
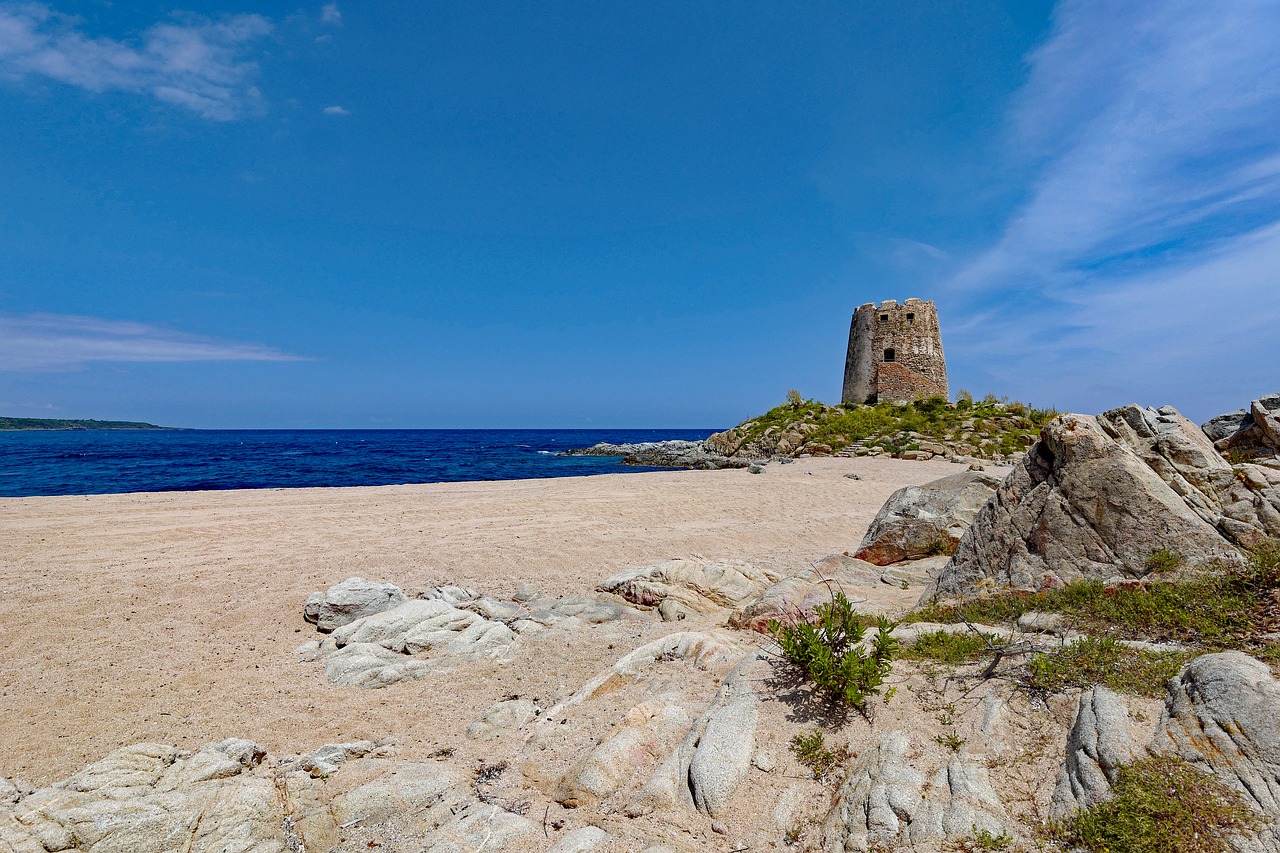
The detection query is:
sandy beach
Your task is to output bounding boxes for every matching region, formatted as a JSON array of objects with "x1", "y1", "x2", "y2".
[{"x1": 0, "y1": 456, "x2": 968, "y2": 785}]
